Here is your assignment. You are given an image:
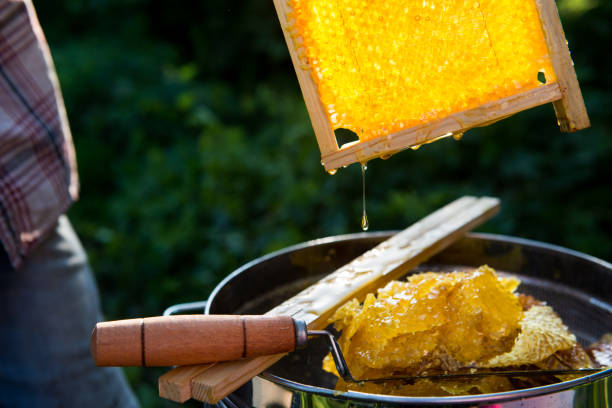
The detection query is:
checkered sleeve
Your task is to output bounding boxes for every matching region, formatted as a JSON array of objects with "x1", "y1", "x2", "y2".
[{"x1": 0, "y1": 0, "x2": 79, "y2": 269}]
